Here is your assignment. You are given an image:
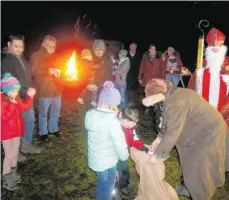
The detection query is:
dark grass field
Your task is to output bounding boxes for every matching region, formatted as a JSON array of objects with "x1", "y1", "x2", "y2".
[{"x1": 1, "y1": 98, "x2": 229, "y2": 200}]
